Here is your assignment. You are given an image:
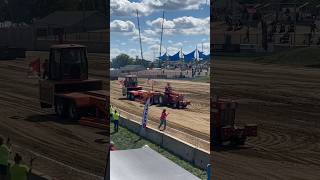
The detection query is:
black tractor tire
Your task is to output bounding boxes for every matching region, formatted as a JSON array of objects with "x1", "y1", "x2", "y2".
[
  {"x1": 128, "y1": 93, "x2": 135, "y2": 101},
  {"x1": 149, "y1": 97, "x2": 154, "y2": 105},
  {"x1": 68, "y1": 101, "x2": 80, "y2": 121},
  {"x1": 173, "y1": 102, "x2": 179, "y2": 109},
  {"x1": 159, "y1": 95, "x2": 168, "y2": 106},
  {"x1": 40, "y1": 102, "x2": 51, "y2": 108},
  {"x1": 153, "y1": 96, "x2": 159, "y2": 104},
  {"x1": 55, "y1": 98, "x2": 67, "y2": 118}
]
